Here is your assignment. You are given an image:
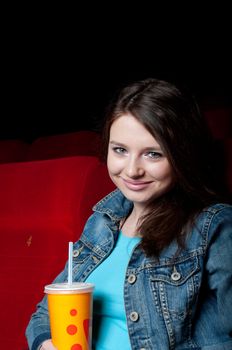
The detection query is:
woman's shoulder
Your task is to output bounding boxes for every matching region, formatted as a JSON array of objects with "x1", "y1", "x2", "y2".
[
  {"x1": 93, "y1": 189, "x2": 133, "y2": 218},
  {"x1": 203, "y1": 202, "x2": 232, "y2": 217},
  {"x1": 199, "y1": 202, "x2": 232, "y2": 242}
]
